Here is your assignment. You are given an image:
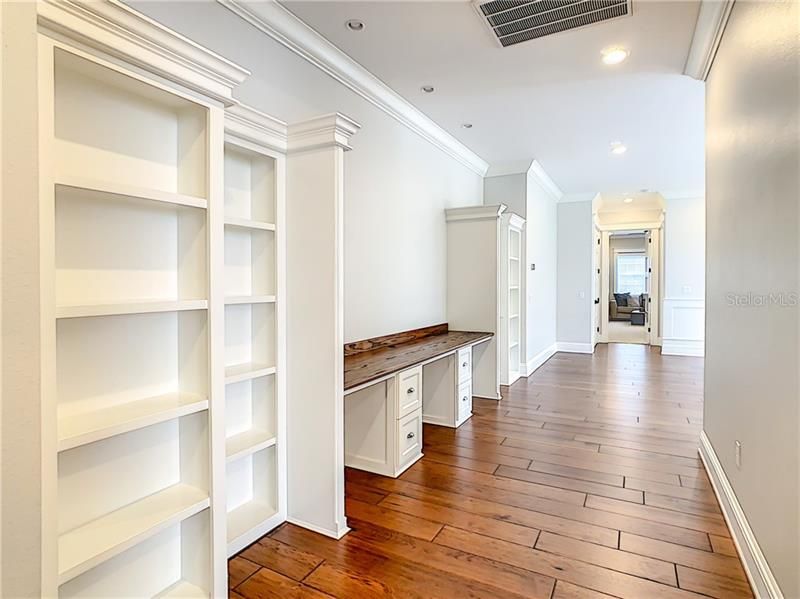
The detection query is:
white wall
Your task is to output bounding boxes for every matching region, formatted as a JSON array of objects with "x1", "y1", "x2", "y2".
[
  {"x1": 526, "y1": 173, "x2": 558, "y2": 362},
  {"x1": 705, "y1": 1, "x2": 799, "y2": 595},
  {"x1": 484, "y1": 169, "x2": 558, "y2": 370},
  {"x1": 662, "y1": 197, "x2": 705, "y2": 355},
  {"x1": 129, "y1": 1, "x2": 484, "y2": 344},
  {"x1": 556, "y1": 201, "x2": 593, "y2": 347}
]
